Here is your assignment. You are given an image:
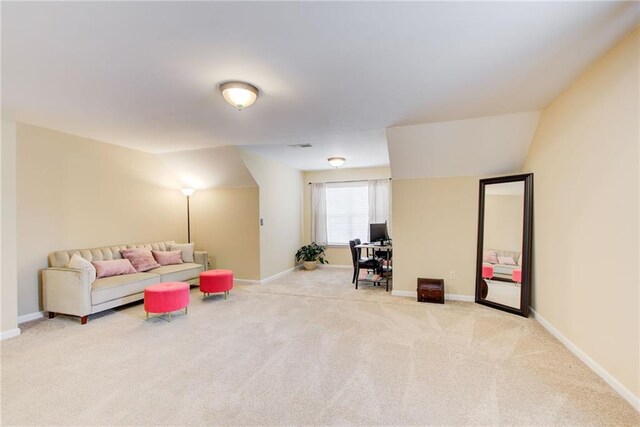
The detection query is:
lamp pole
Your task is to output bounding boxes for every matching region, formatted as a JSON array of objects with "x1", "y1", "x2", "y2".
[
  {"x1": 186, "y1": 195, "x2": 191, "y2": 243},
  {"x1": 181, "y1": 188, "x2": 195, "y2": 243}
]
